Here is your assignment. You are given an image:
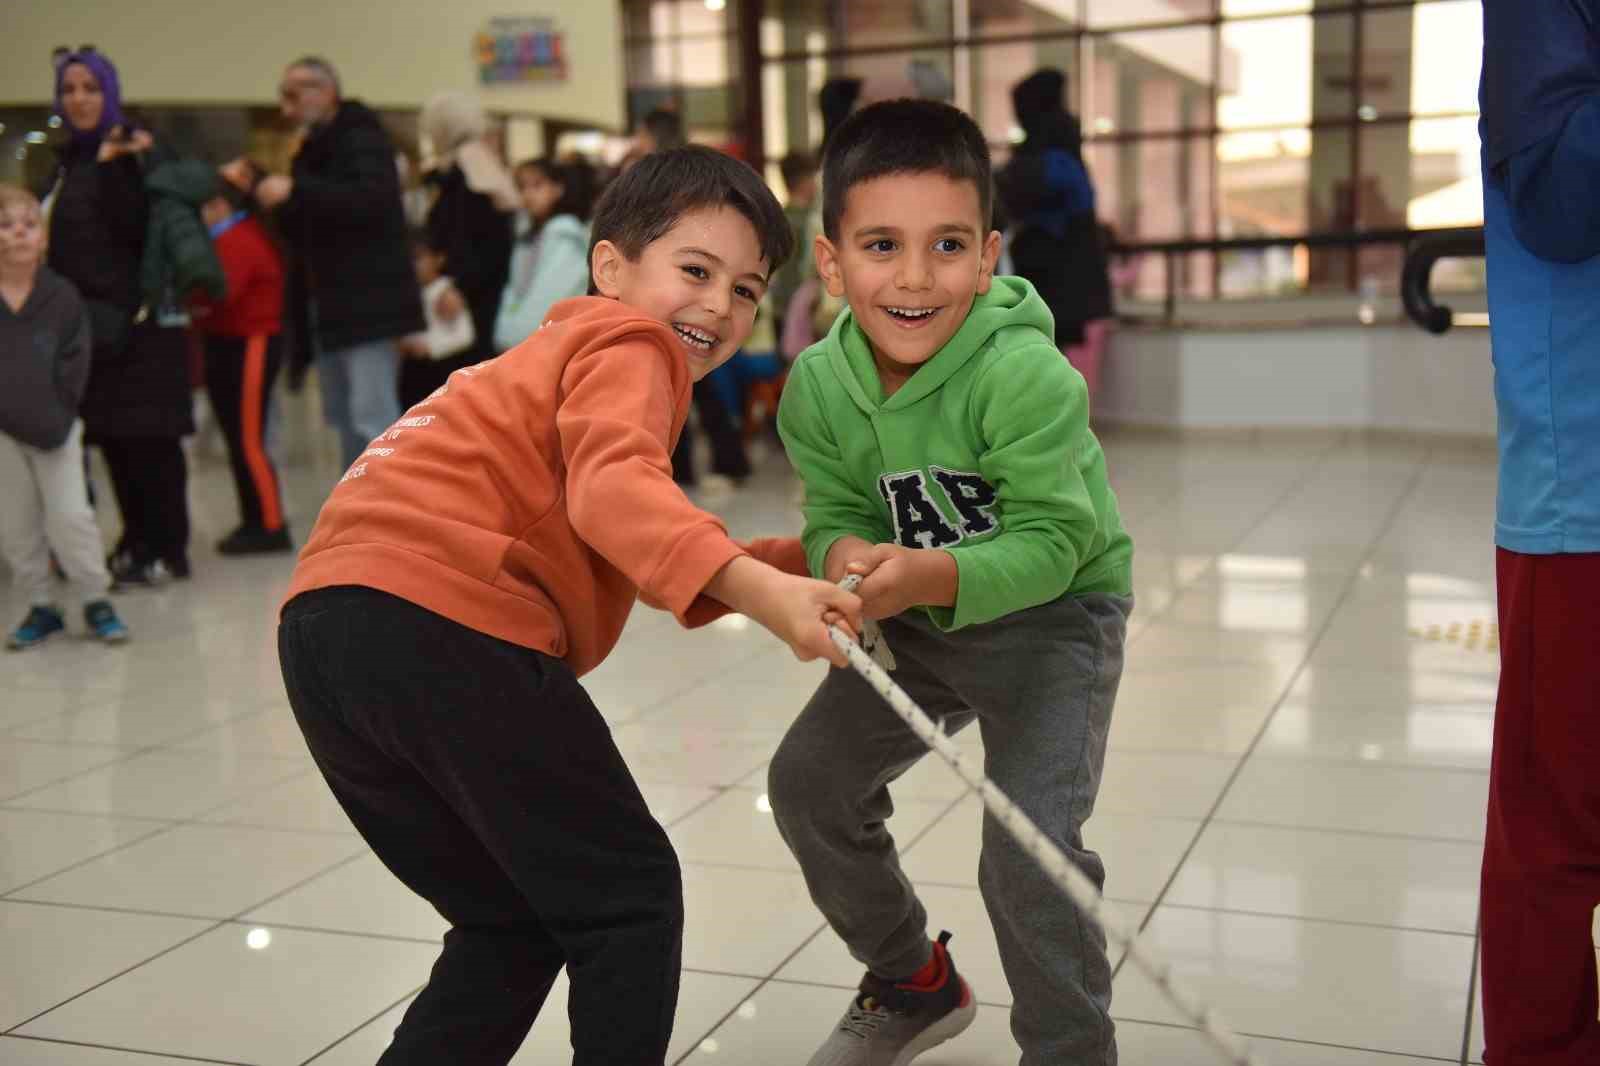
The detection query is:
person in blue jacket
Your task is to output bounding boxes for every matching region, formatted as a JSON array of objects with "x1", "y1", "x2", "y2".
[{"x1": 1478, "y1": 4, "x2": 1600, "y2": 1063}]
